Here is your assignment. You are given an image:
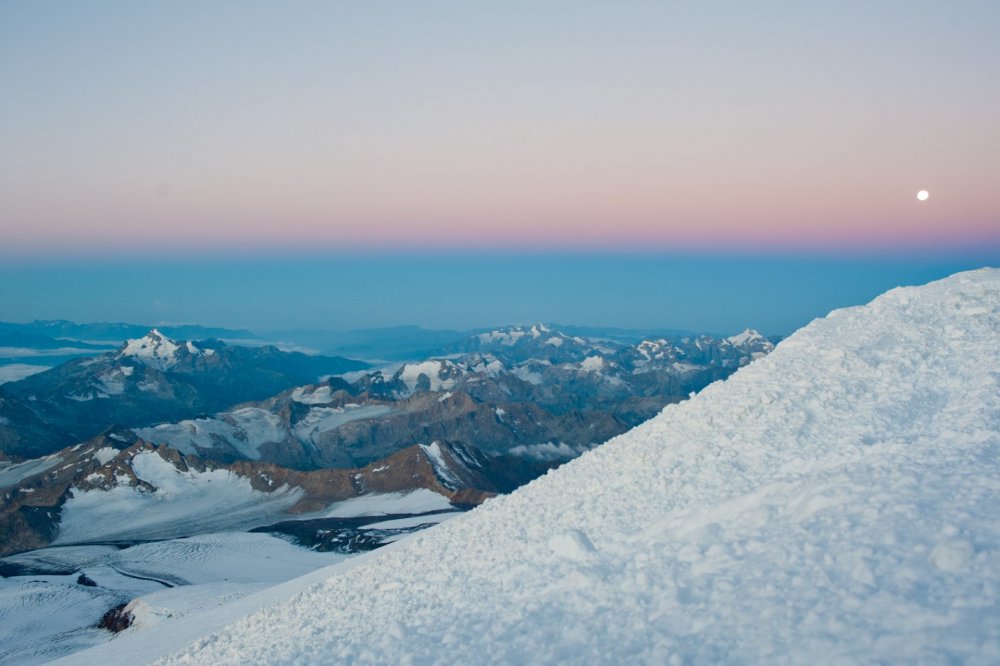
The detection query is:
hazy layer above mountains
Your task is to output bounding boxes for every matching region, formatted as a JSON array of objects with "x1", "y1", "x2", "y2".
[
  {"x1": 0, "y1": 319, "x2": 717, "y2": 366},
  {"x1": 5, "y1": 254, "x2": 990, "y2": 342}
]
